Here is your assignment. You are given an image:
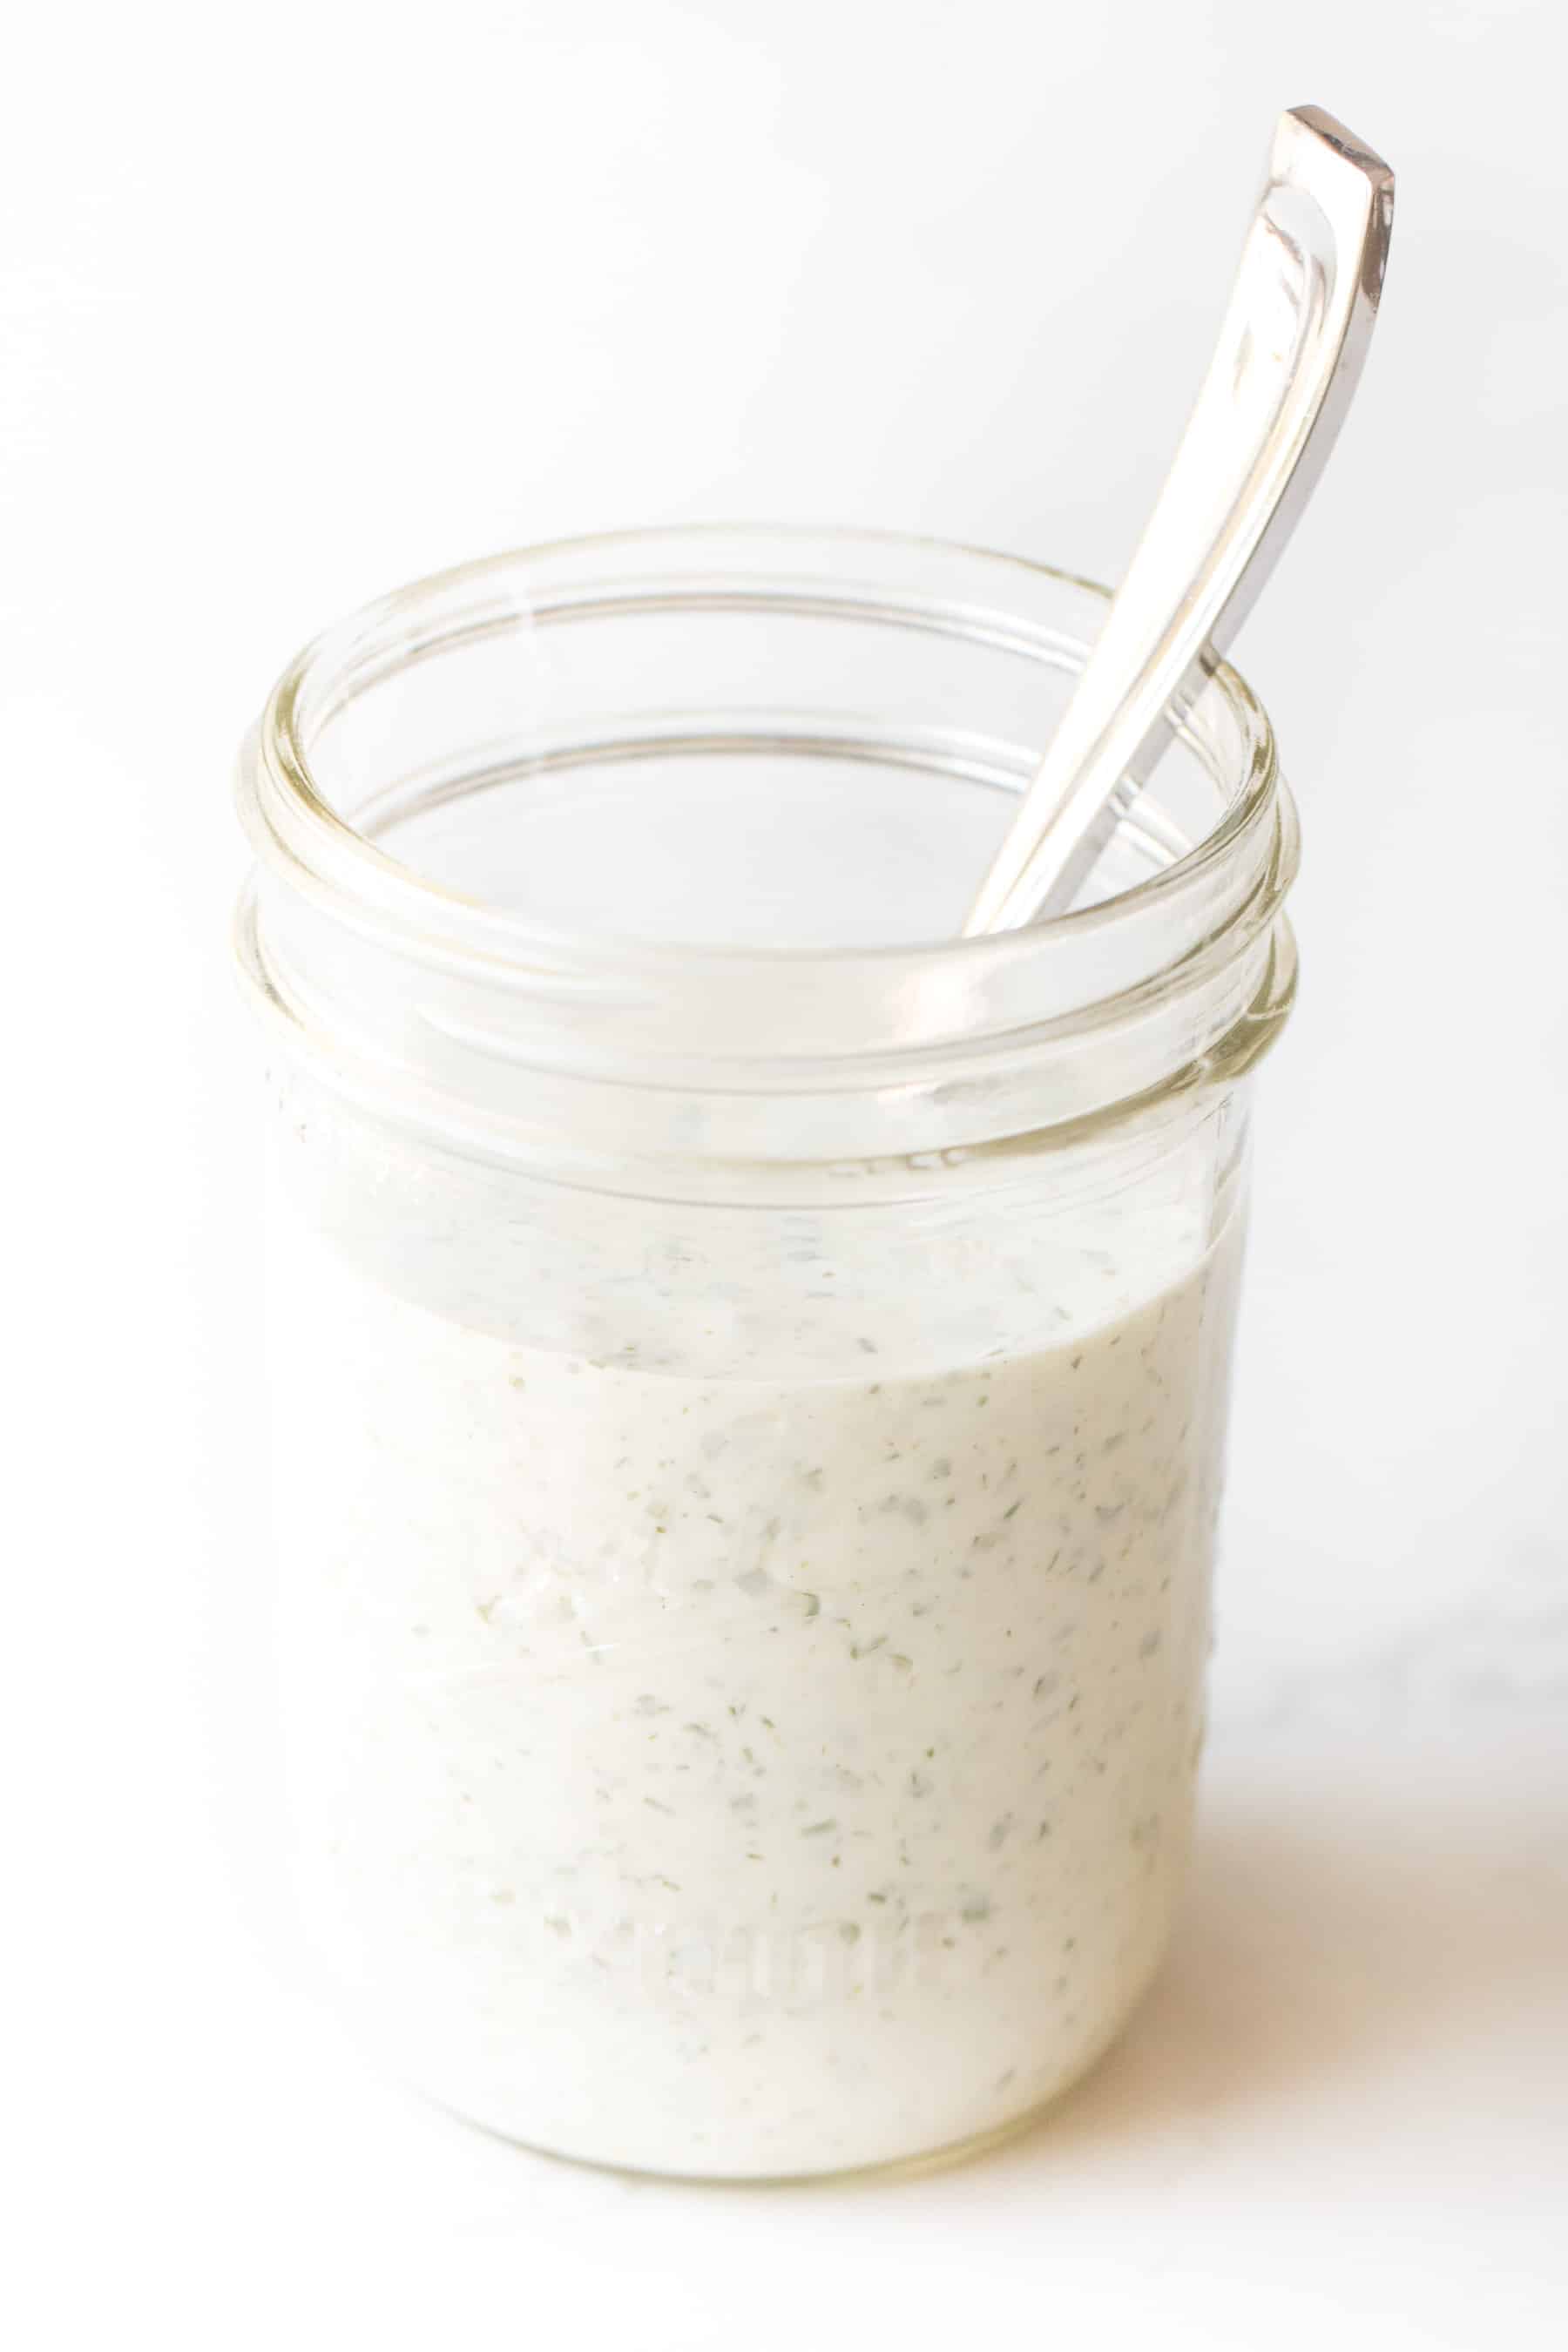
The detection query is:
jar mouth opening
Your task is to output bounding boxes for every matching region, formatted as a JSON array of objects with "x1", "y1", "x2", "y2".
[
  {"x1": 236, "y1": 524, "x2": 1296, "y2": 1167},
  {"x1": 243, "y1": 523, "x2": 1281, "y2": 990}
]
